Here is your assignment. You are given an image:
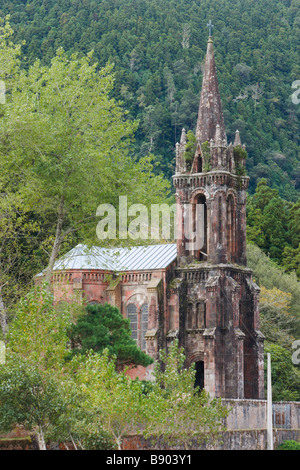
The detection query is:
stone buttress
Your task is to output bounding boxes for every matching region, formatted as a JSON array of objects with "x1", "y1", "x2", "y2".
[{"x1": 171, "y1": 34, "x2": 265, "y2": 399}]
